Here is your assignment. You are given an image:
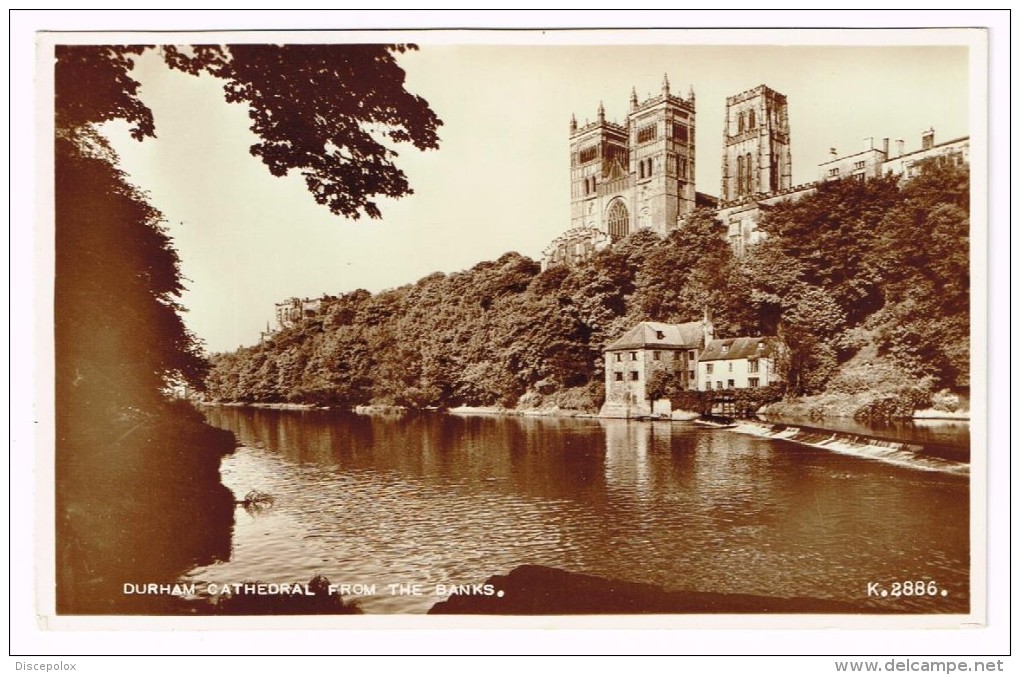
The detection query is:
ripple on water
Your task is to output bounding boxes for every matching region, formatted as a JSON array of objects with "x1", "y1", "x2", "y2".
[{"x1": 184, "y1": 411, "x2": 971, "y2": 614}]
